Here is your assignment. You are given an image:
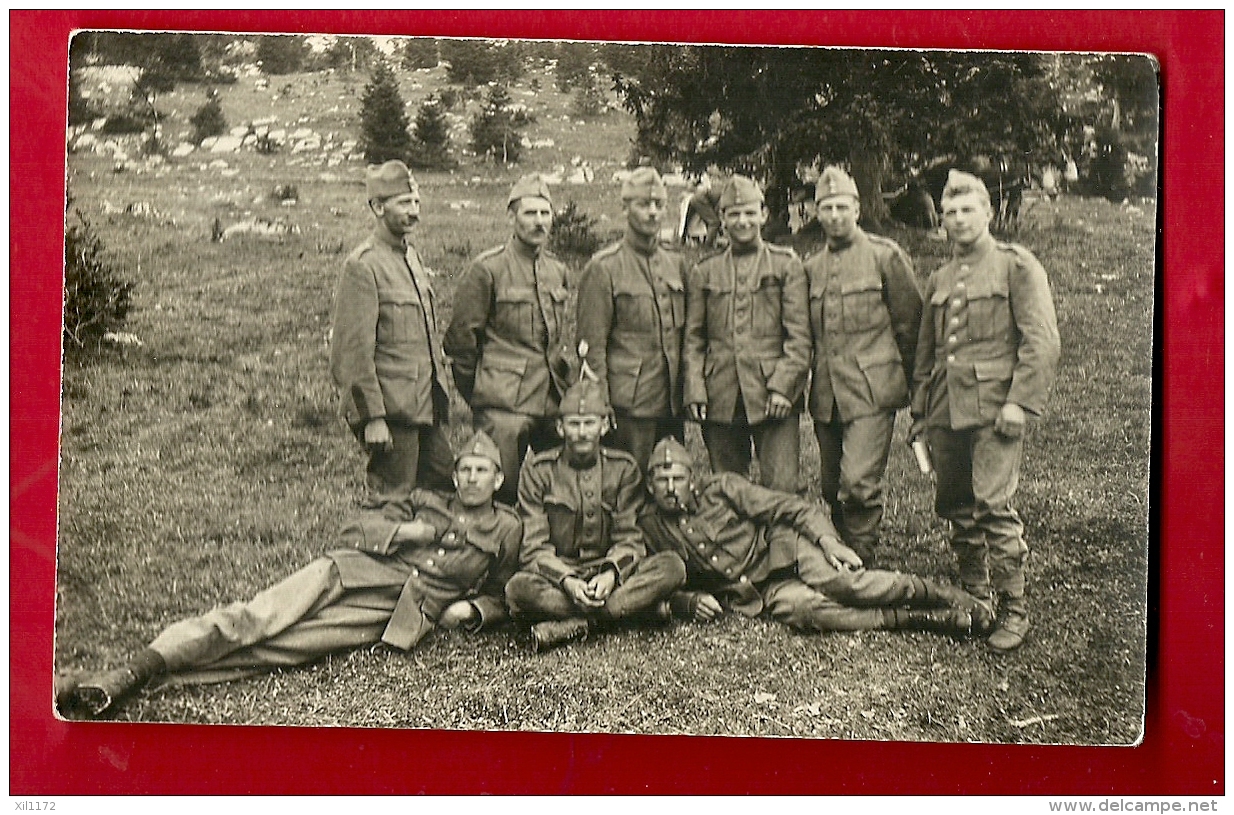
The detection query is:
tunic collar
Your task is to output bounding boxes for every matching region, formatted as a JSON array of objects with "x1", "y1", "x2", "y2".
[
  {"x1": 508, "y1": 235, "x2": 542, "y2": 262},
  {"x1": 624, "y1": 231, "x2": 659, "y2": 257},
  {"x1": 373, "y1": 222, "x2": 406, "y2": 250},
  {"x1": 953, "y1": 232, "x2": 996, "y2": 265}
]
